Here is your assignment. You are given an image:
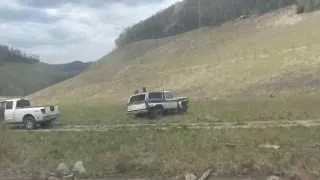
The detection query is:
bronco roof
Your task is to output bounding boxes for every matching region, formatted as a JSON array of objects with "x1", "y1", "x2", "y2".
[
  {"x1": 131, "y1": 90, "x2": 171, "y2": 96},
  {"x1": 0, "y1": 97, "x2": 28, "y2": 102}
]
